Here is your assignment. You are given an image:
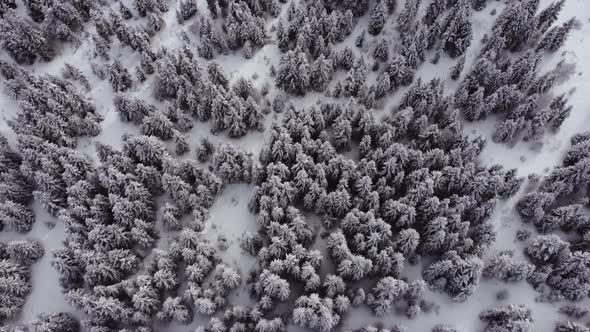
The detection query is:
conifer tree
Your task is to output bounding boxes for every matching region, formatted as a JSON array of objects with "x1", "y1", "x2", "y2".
[
  {"x1": 33, "y1": 312, "x2": 79, "y2": 332},
  {"x1": 536, "y1": 0, "x2": 566, "y2": 34},
  {"x1": 369, "y1": 1, "x2": 389, "y2": 35},
  {"x1": 311, "y1": 55, "x2": 334, "y2": 93},
  {"x1": 537, "y1": 18, "x2": 575, "y2": 52},
  {"x1": 450, "y1": 55, "x2": 466, "y2": 80},
  {"x1": 0, "y1": 14, "x2": 53, "y2": 64},
  {"x1": 276, "y1": 48, "x2": 311, "y2": 95}
]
